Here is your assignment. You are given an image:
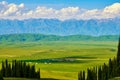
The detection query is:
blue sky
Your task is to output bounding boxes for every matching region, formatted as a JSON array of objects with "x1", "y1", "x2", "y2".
[
  {"x1": 0, "y1": 0, "x2": 120, "y2": 20},
  {"x1": 1, "y1": 0, "x2": 120, "y2": 9}
]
